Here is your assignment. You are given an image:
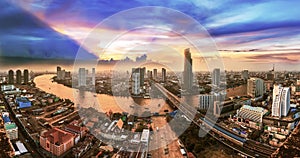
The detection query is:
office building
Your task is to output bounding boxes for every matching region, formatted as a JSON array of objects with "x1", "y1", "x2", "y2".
[
  {"x1": 92, "y1": 68, "x2": 95, "y2": 85},
  {"x1": 212, "y1": 68, "x2": 220, "y2": 86},
  {"x1": 147, "y1": 70, "x2": 153, "y2": 79},
  {"x1": 141, "y1": 67, "x2": 145, "y2": 86},
  {"x1": 162, "y1": 68, "x2": 166, "y2": 82},
  {"x1": 199, "y1": 92, "x2": 226, "y2": 110},
  {"x1": 199, "y1": 94, "x2": 214, "y2": 109},
  {"x1": 8, "y1": 70, "x2": 14, "y2": 84},
  {"x1": 247, "y1": 78, "x2": 265, "y2": 98},
  {"x1": 132, "y1": 67, "x2": 145, "y2": 86},
  {"x1": 78, "y1": 68, "x2": 86, "y2": 87},
  {"x1": 40, "y1": 128, "x2": 75, "y2": 156},
  {"x1": 241, "y1": 70, "x2": 249, "y2": 80},
  {"x1": 183, "y1": 48, "x2": 193, "y2": 91},
  {"x1": 16, "y1": 70, "x2": 21, "y2": 84},
  {"x1": 153, "y1": 69, "x2": 157, "y2": 80},
  {"x1": 132, "y1": 70, "x2": 140, "y2": 95},
  {"x1": 23, "y1": 69, "x2": 29, "y2": 84},
  {"x1": 272, "y1": 85, "x2": 290, "y2": 118},
  {"x1": 266, "y1": 64, "x2": 275, "y2": 80}
]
